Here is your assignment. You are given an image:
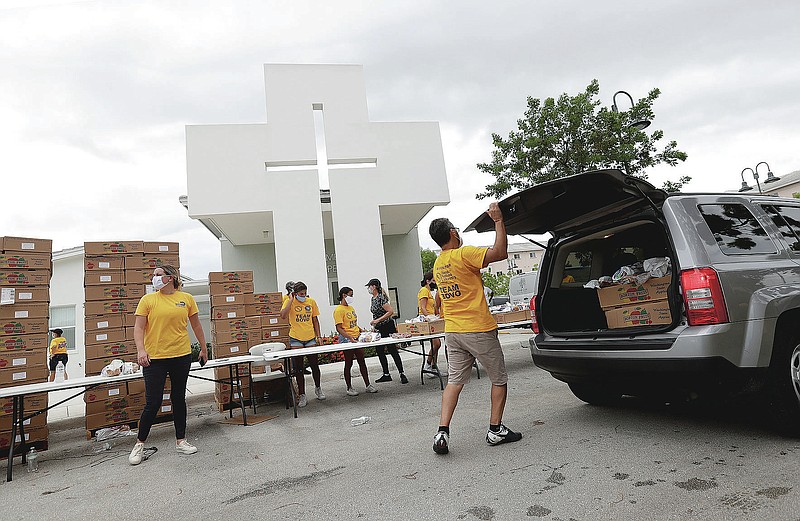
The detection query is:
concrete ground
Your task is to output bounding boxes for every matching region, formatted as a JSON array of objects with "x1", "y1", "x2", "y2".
[{"x1": 2, "y1": 331, "x2": 799, "y2": 520}]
